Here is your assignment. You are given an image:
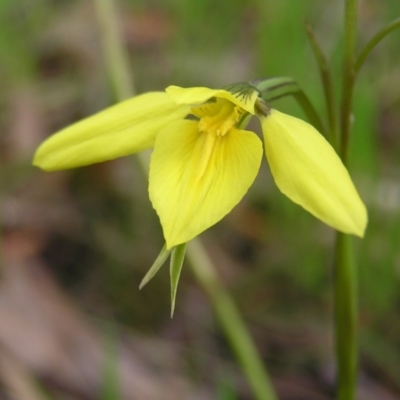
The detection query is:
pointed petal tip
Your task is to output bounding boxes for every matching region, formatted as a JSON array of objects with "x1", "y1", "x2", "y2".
[
  {"x1": 165, "y1": 242, "x2": 175, "y2": 251},
  {"x1": 356, "y1": 229, "x2": 366, "y2": 238},
  {"x1": 32, "y1": 153, "x2": 55, "y2": 172},
  {"x1": 352, "y1": 206, "x2": 368, "y2": 238},
  {"x1": 345, "y1": 224, "x2": 365, "y2": 238},
  {"x1": 32, "y1": 151, "x2": 57, "y2": 172},
  {"x1": 324, "y1": 196, "x2": 368, "y2": 238},
  {"x1": 165, "y1": 236, "x2": 186, "y2": 252}
]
